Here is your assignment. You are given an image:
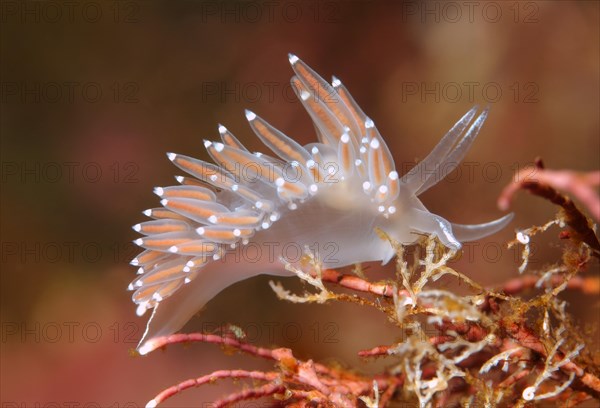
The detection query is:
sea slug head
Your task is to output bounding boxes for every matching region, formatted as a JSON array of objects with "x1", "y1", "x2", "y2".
[{"x1": 367, "y1": 105, "x2": 514, "y2": 261}]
